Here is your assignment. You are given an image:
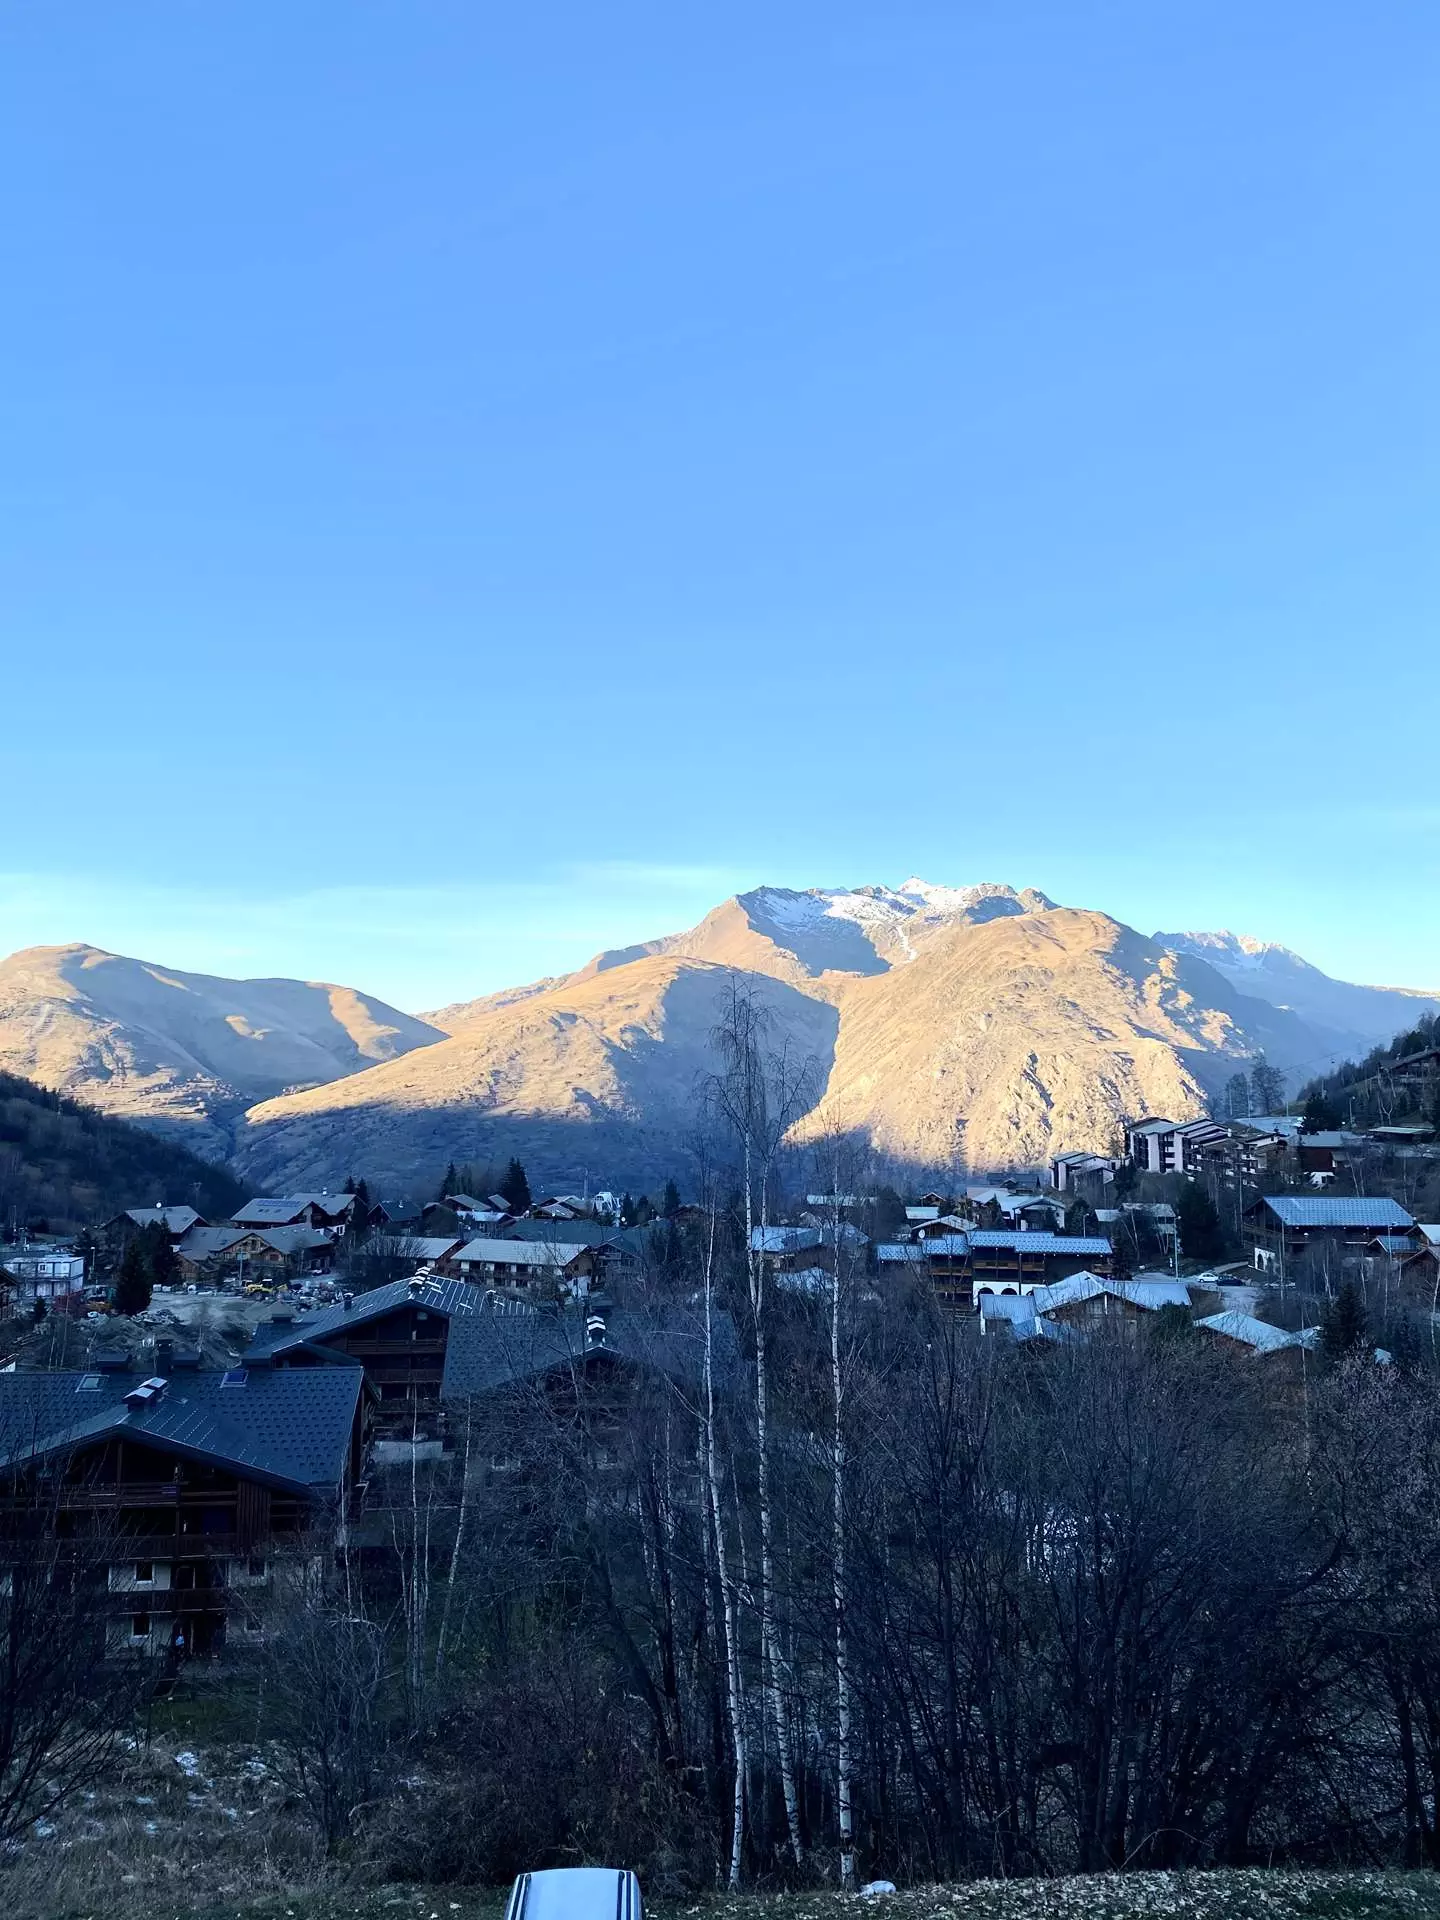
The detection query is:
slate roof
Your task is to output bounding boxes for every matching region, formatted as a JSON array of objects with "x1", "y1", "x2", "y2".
[
  {"x1": 501, "y1": 1219, "x2": 620, "y2": 1248},
  {"x1": 249, "y1": 1275, "x2": 488, "y2": 1358},
  {"x1": 976, "y1": 1294, "x2": 1081, "y2": 1346},
  {"x1": 120, "y1": 1207, "x2": 203, "y2": 1235},
  {"x1": 176, "y1": 1226, "x2": 248, "y2": 1260},
  {"x1": 252, "y1": 1226, "x2": 335, "y2": 1256},
  {"x1": 0, "y1": 1367, "x2": 362, "y2": 1494},
  {"x1": 455, "y1": 1238, "x2": 590, "y2": 1270},
  {"x1": 441, "y1": 1302, "x2": 740, "y2": 1400},
  {"x1": 1259, "y1": 1196, "x2": 1416, "y2": 1230},
  {"x1": 231, "y1": 1195, "x2": 354, "y2": 1227},
  {"x1": 368, "y1": 1235, "x2": 463, "y2": 1261},
  {"x1": 1370, "y1": 1235, "x2": 1417, "y2": 1254},
  {"x1": 969, "y1": 1232, "x2": 1113, "y2": 1254}
]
